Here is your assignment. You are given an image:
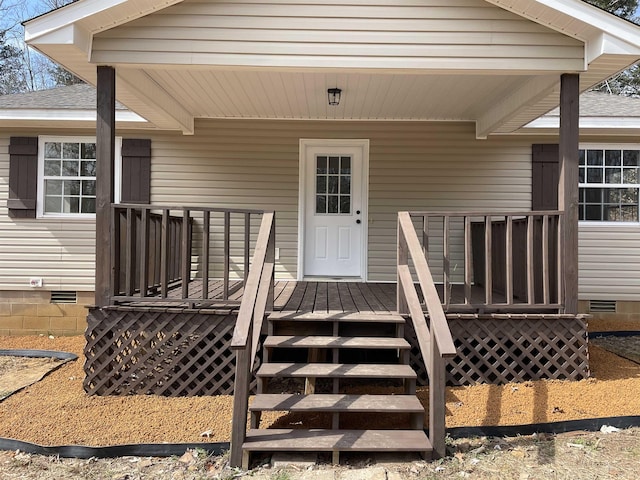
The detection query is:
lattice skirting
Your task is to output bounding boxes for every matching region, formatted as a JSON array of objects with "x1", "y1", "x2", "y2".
[
  {"x1": 85, "y1": 307, "x2": 257, "y2": 396},
  {"x1": 406, "y1": 314, "x2": 590, "y2": 386}
]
